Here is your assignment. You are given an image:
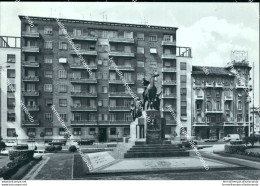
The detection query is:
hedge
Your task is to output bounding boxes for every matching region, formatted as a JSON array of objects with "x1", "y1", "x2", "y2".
[
  {"x1": 224, "y1": 145, "x2": 246, "y2": 154},
  {"x1": 8, "y1": 150, "x2": 34, "y2": 161}
]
